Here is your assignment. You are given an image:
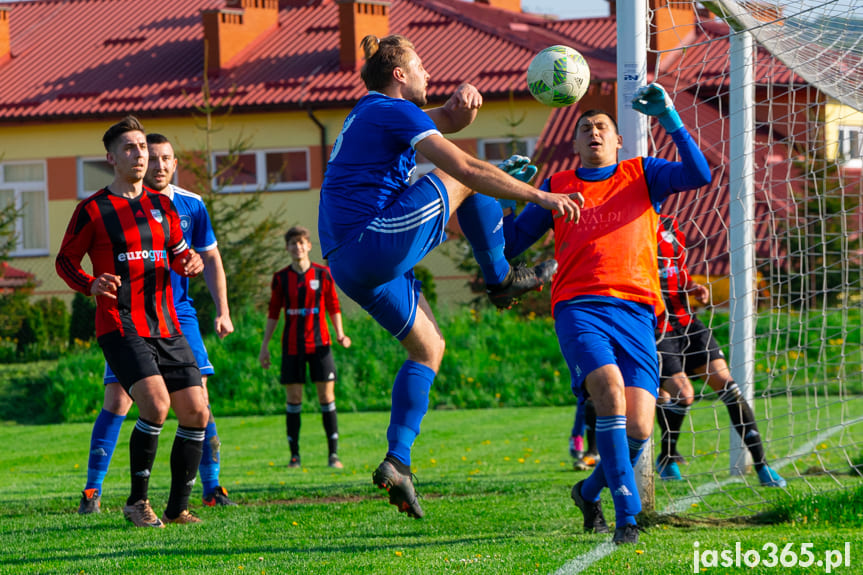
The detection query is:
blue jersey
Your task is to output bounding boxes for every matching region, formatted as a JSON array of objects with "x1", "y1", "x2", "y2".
[
  {"x1": 318, "y1": 92, "x2": 441, "y2": 258},
  {"x1": 164, "y1": 184, "x2": 218, "y2": 314}
]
